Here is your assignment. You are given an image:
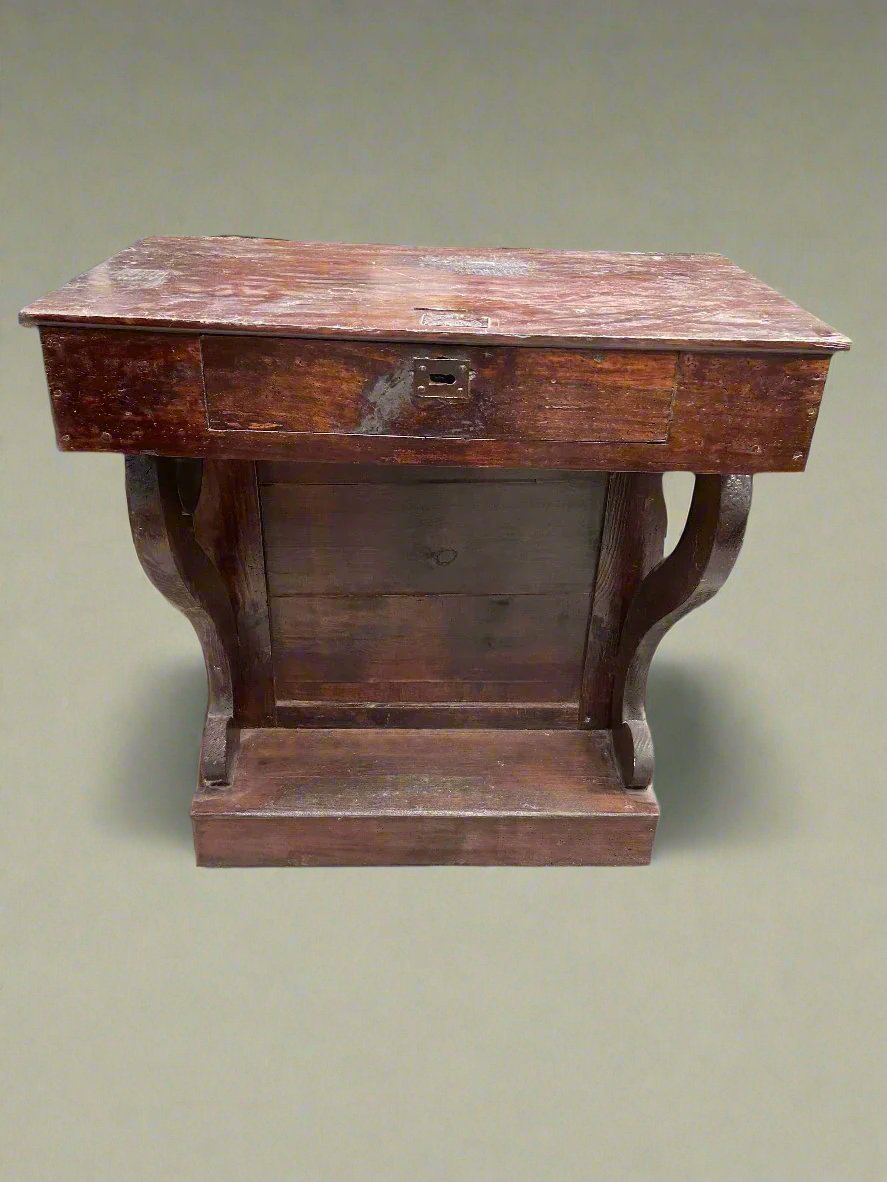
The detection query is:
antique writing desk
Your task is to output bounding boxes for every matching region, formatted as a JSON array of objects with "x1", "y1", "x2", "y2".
[{"x1": 20, "y1": 238, "x2": 849, "y2": 865}]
